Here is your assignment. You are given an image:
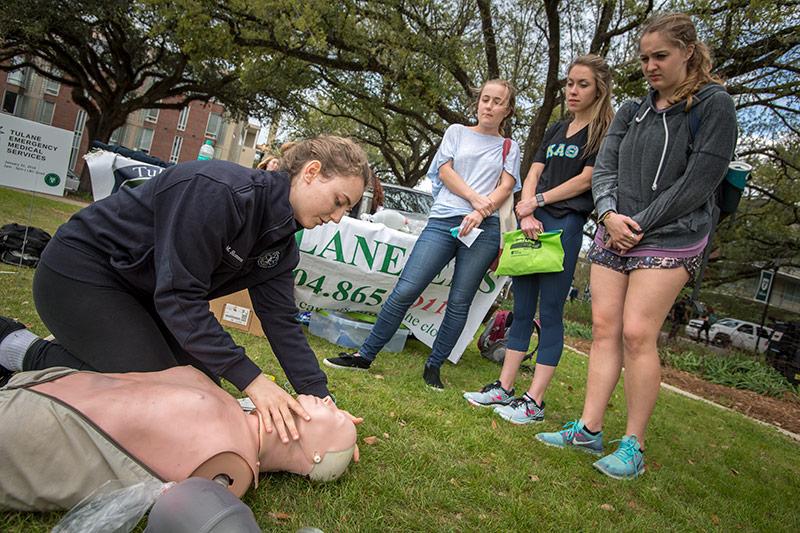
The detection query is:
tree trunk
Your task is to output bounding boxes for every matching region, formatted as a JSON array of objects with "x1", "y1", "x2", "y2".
[{"x1": 521, "y1": 0, "x2": 561, "y2": 178}]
